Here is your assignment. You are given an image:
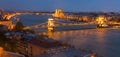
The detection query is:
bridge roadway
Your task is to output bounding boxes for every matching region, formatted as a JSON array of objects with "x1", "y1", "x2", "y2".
[{"x1": 23, "y1": 22, "x2": 96, "y2": 30}]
